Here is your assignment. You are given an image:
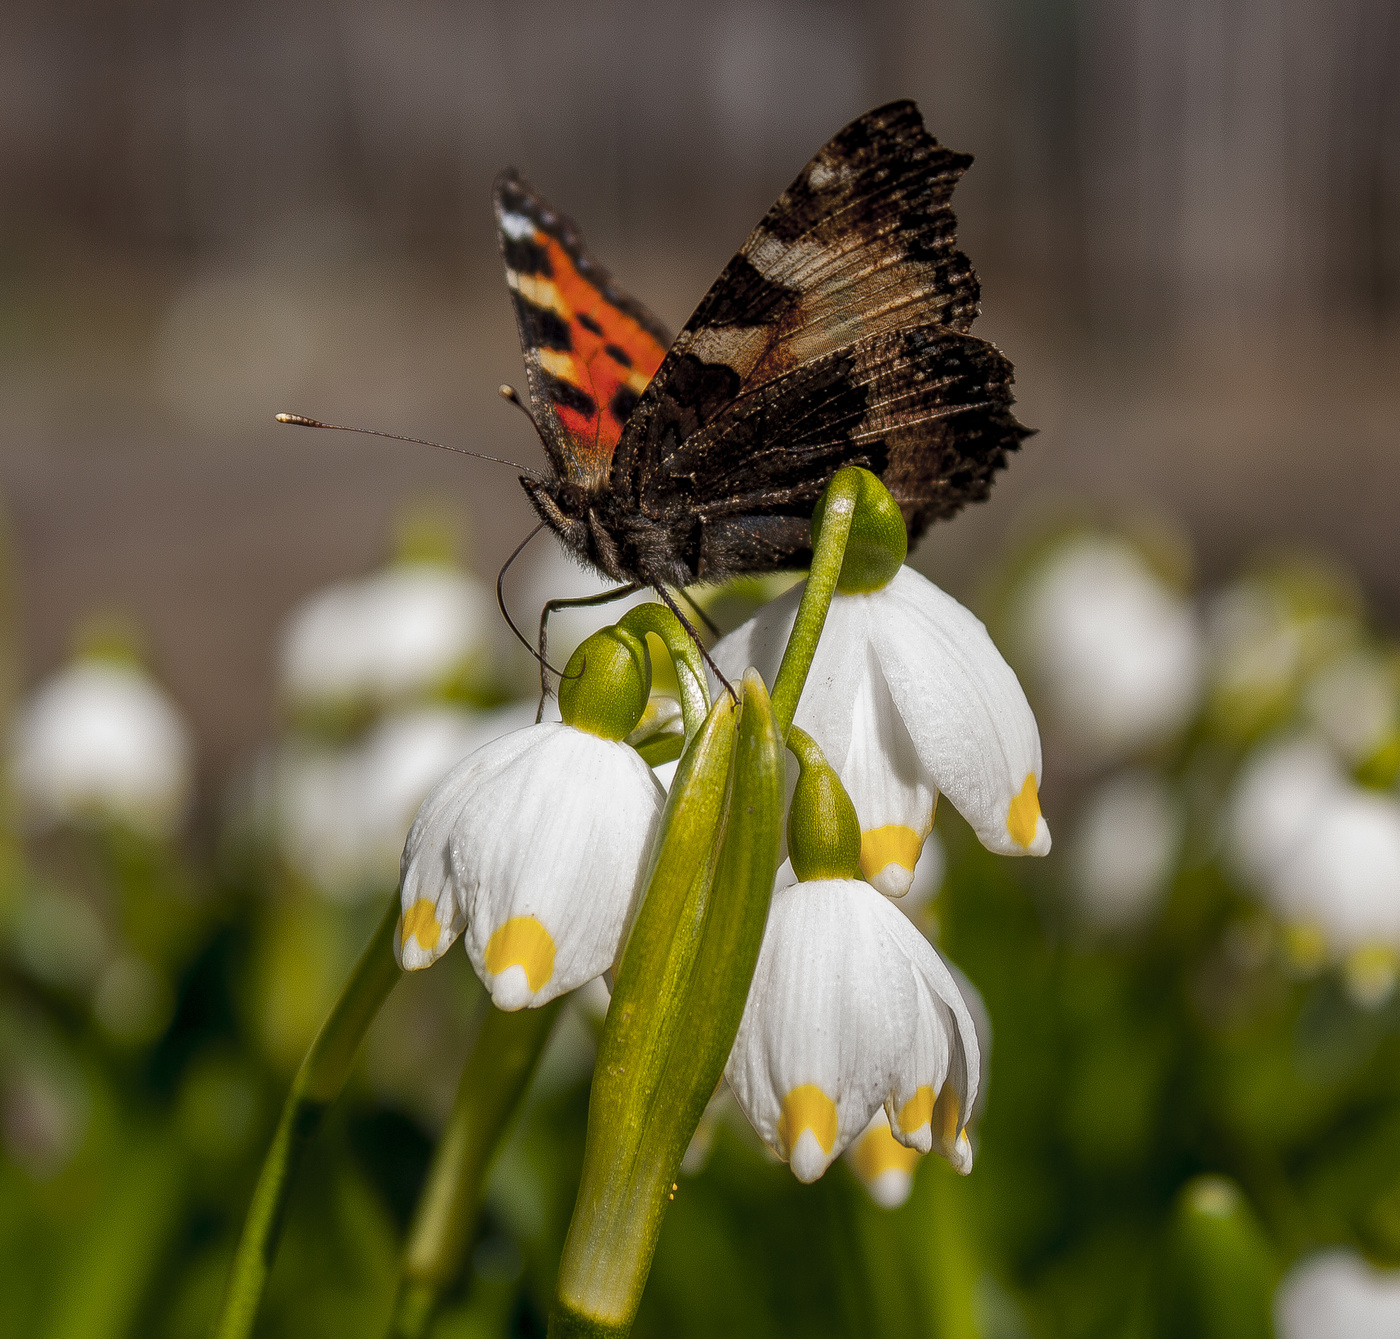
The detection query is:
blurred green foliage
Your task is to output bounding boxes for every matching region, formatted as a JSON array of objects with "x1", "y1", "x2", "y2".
[{"x1": 4, "y1": 532, "x2": 1400, "y2": 1338}]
